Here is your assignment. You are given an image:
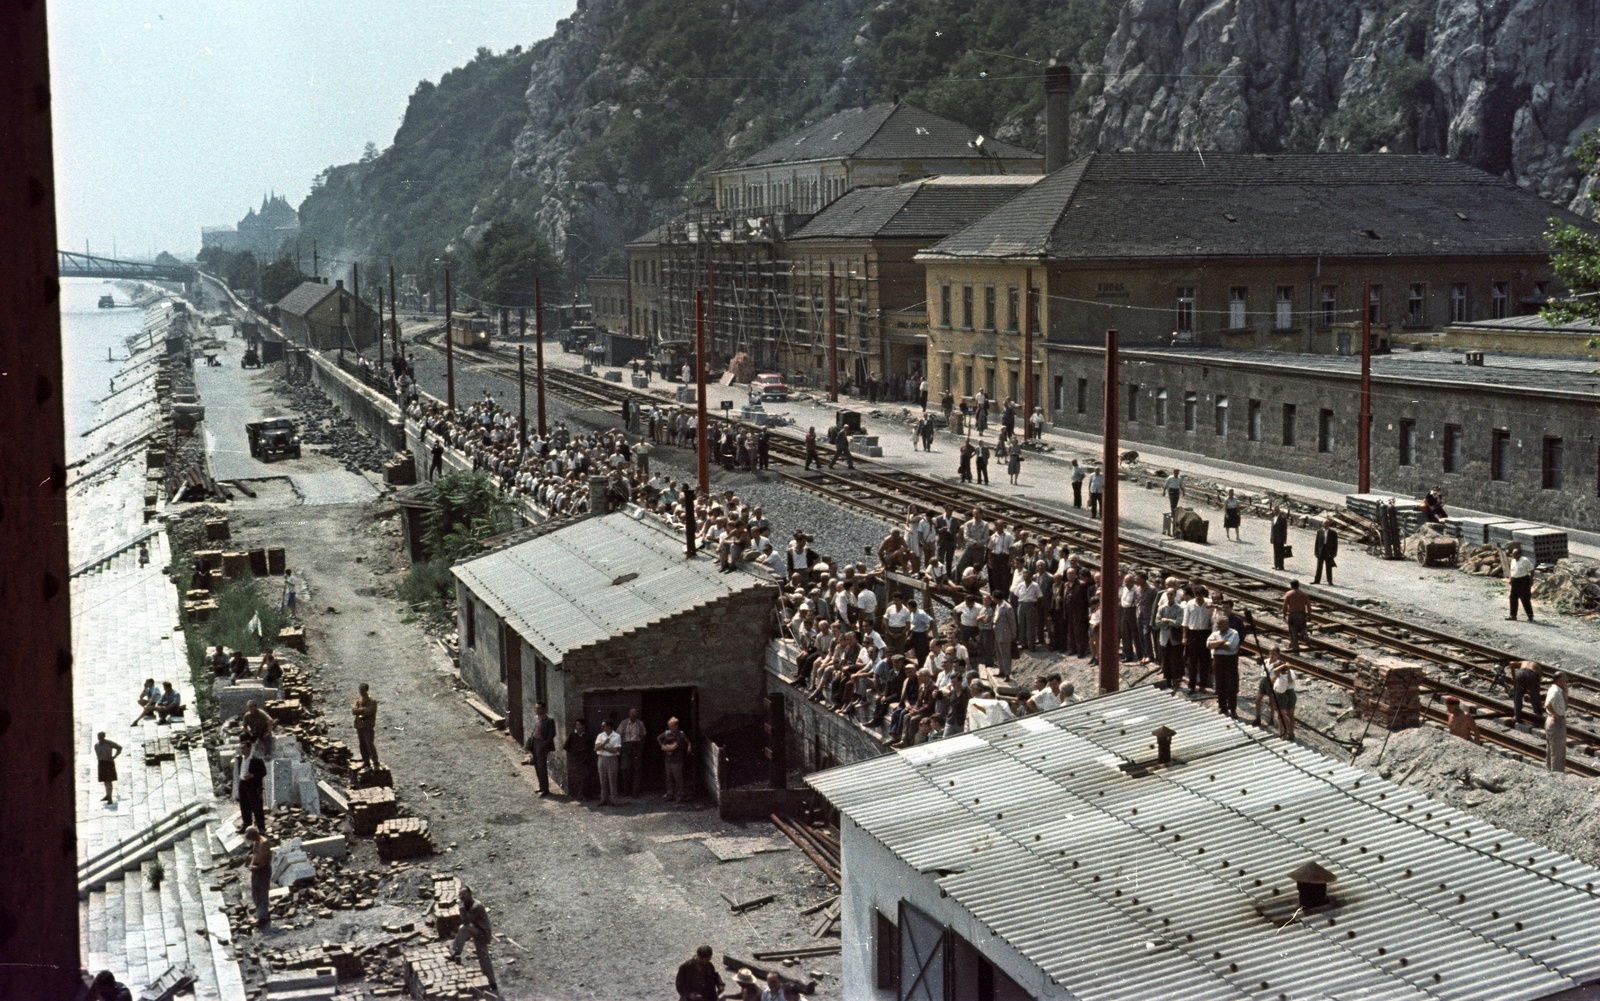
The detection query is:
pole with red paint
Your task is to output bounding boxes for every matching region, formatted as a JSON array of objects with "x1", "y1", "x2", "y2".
[
  {"x1": 1359, "y1": 278, "x2": 1373, "y2": 494},
  {"x1": 695, "y1": 289, "x2": 710, "y2": 495},
  {"x1": 1099, "y1": 328, "x2": 1121, "y2": 694}
]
